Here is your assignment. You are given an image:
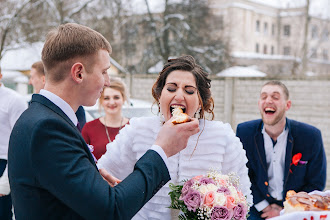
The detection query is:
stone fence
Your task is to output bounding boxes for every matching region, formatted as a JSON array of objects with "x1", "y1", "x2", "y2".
[{"x1": 121, "y1": 74, "x2": 330, "y2": 189}]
